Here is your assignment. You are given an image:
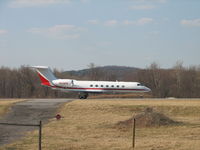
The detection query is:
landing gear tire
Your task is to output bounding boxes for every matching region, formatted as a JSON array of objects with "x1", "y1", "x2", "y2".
[{"x1": 78, "y1": 92, "x2": 88, "y2": 99}]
